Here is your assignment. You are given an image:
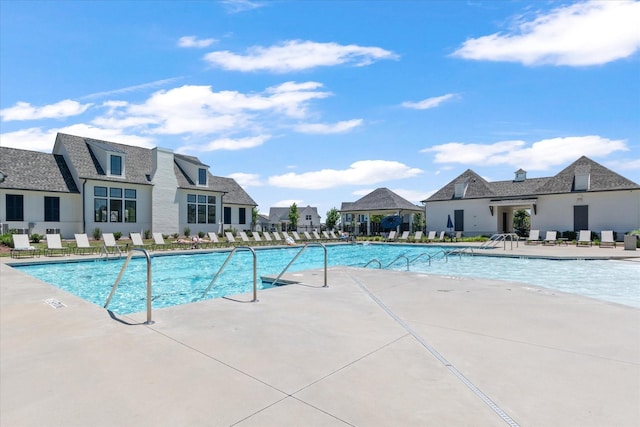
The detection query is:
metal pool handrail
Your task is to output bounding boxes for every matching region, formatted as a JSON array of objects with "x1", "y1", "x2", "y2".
[
  {"x1": 385, "y1": 254, "x2": 410, "y2": 270},
  {"x1": 409, "y1": 252, "x2": 433, "y2": 266},
  {"x1": 104, "y1": 248, "x2": 154, "y2": 325},
  {"x1": 363, "y1": 259, "x2": 382, "y2": 268},
  {"x1": 271, "y1": 242, "x2": 328, "y2": 287},
  {"x1": 201, "y1": 246, "x2": 258, "y2": 302}
]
